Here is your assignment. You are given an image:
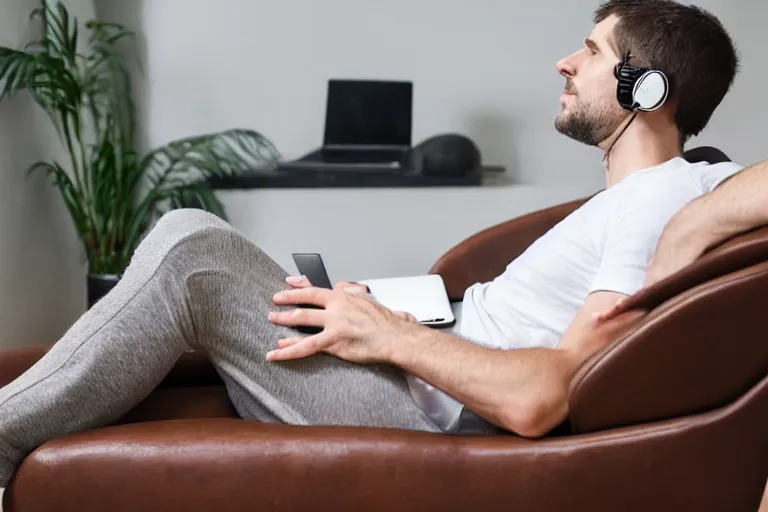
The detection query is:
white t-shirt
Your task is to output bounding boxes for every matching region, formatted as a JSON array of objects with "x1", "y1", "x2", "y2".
[{"x1": 407, "y1": 156, "x2": 744, "y2": 431}]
